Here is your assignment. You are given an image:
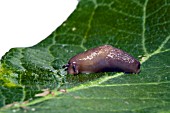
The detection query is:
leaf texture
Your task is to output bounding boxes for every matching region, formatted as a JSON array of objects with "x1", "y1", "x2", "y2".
[{"x1": 0, "y1": 0, "x2": 170, "y2": 112}]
